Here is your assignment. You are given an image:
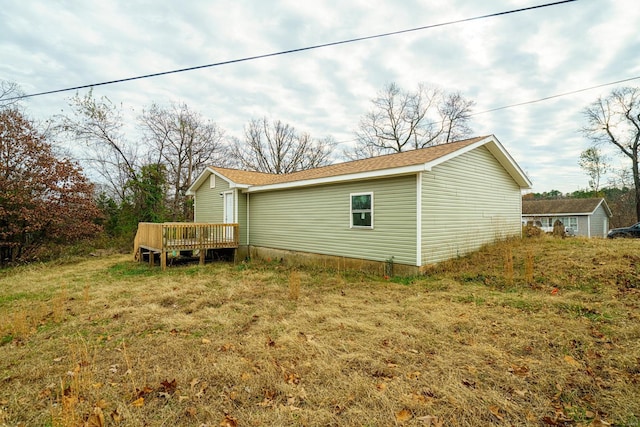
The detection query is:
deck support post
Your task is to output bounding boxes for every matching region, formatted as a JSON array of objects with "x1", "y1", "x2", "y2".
[
  {"x1": 148, "y1": 251, "x2": 154, "y2": 267},
  {"x1": 199, "y1": 249, "x2": 206, "y2": 266},
  {"x1": 161, "y1": 250, "x2": 167, "y2": 271}
]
